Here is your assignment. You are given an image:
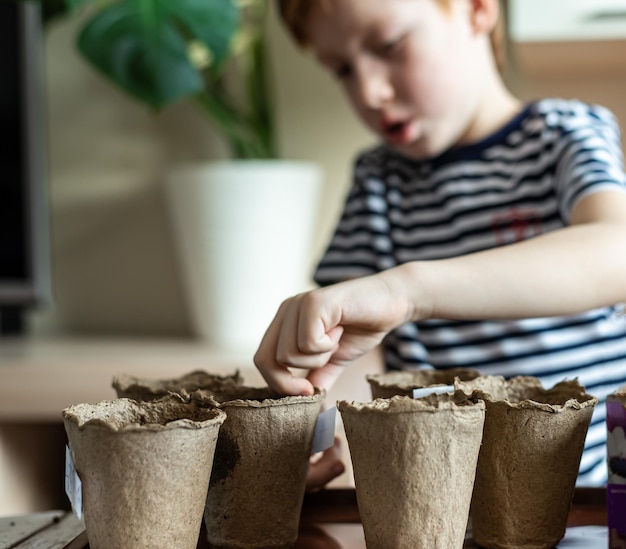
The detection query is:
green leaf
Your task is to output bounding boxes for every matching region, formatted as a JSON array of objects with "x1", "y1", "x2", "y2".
[
  {"x1": 64, "y1": 0, "x2": 98, "y2": 13},
  {"x1": 163, "y1": 0, "x2": 239, "y2": 65},
  {"x1": 76, "y1": 0, "x2": 239, "y2": 109}
]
